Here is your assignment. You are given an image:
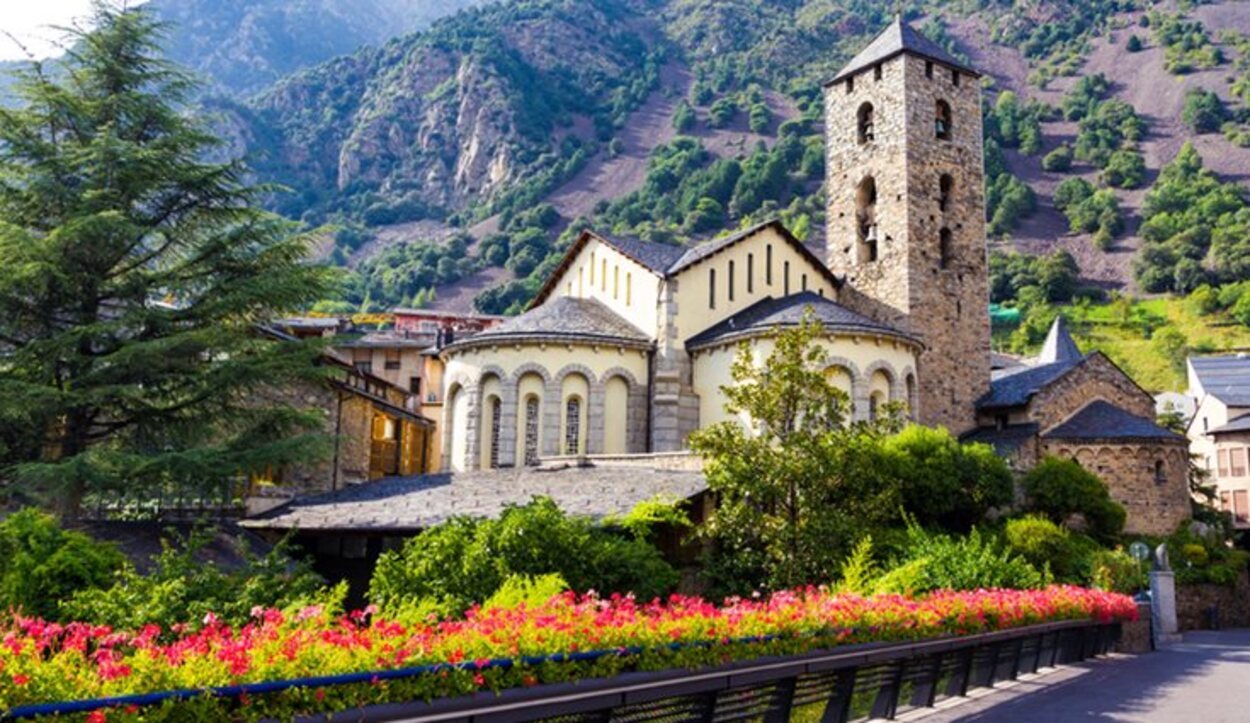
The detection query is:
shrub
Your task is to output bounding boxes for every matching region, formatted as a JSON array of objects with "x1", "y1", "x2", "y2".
[
  {"x1": 881, "y1": 426, "x2": 1014, "y2": 531},
  {"x1": 1042, "y1": 143, "x2": 1074, "y2": 171},
  {"x1": 61, "y1": 528, "x2": 327, "y2": 629},
  {"x1": 1126, "y1": 34, "x2": 1144, "y2": 52},
  {"x1": 0, "y1": 509, "x2": 126, "y2": 619},
  {"x1": 1021, "y1": 457, "x2": 1127, "y2": 543},
  {"x1": 875, "y1": 525, "x2": 1047, "y2": 595},
  {"x1": 672, "y1": 101, "x2": 696, "y2": 132},
  {"x1": 368, "y1": 497, "x2": 678, "y2": 616},
  {"x1": 1102, "y1": 149, "x2": 1147, "y2": 189},
  {"x1": 1182, "y1": 88, "x2": 1226, "y2": 133},
  {"x1": 1087, "y1": 549, "x2": 1146, "y2": 593},
  {"x1": 1005, "y1": 516, "x2": 1071, "y2": 572}
]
